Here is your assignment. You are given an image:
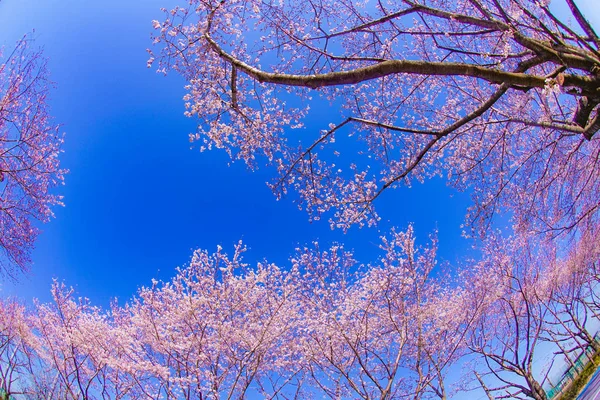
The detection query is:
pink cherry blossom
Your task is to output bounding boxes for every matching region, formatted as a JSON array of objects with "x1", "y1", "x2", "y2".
[
  {"x1": 149, "y1": 0, "x2": 600, "y2": 240},
  {"x1": 0, "y1": 36, "x2": 65, "y2": 274}
]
